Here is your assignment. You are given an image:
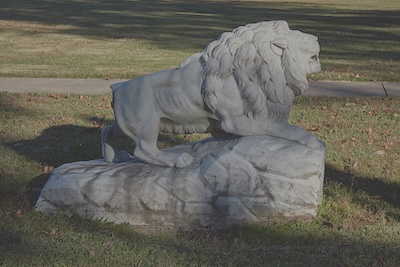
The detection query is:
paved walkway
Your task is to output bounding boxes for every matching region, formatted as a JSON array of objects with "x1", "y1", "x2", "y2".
[{"x1": 0, "y1": 77, "x2": 399, "y2": 97}]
